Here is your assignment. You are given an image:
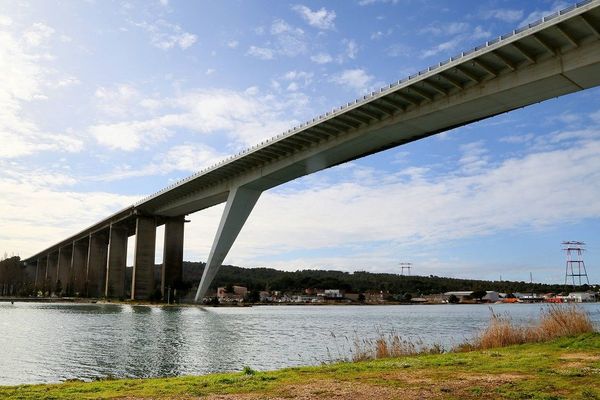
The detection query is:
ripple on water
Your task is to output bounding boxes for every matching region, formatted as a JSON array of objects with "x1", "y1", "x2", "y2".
[{"x1": 1, "y1": 303, "x2": 599, "y2": 384}]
